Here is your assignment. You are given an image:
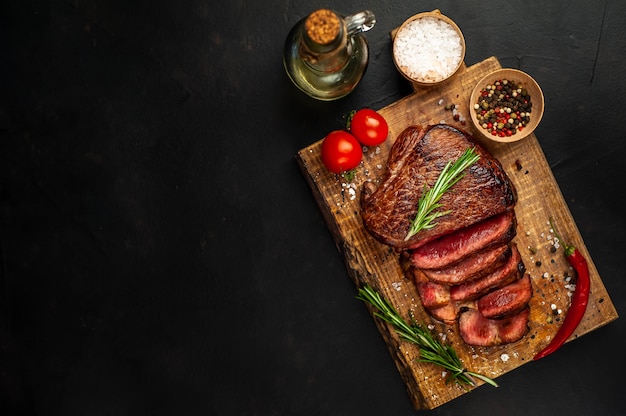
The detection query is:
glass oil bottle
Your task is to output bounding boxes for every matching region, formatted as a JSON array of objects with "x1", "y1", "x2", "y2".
[{"x1": 283, "y1": 9, "x2": 376, "y2": 101}]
